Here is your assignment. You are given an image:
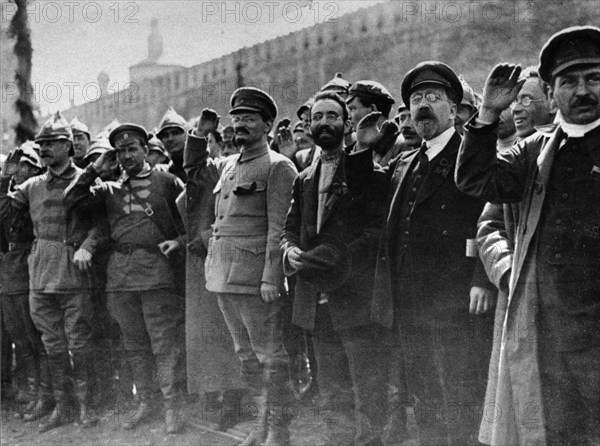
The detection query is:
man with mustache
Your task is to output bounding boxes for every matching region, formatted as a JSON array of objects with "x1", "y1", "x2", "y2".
[
  {"x1": 511, "y1": 67, "x2": 556, "y2": 139},
  {"x1": 358, "y1": 61, "x2": 495, "y2": 445},
  {"x1": 282, "y1": 91, "x2": 390, "y2": 446},
  {"x1": 64, "y1": 123, "x2": 186, "y2": 434},
  {"x1": 456, "y1": 26, "x2": 600, "y2": 445},
  {"x1": 395, "y1": 101, "x2": 423, "y2": 151},
  {"x1": 0, "y1": 112, "x2": 97, "y2": 432},
  {"x1": 157, "y1": 107, "x2": 188, "y2": 182},
  {"x1": 185, "y1": 88, "x2": 297, "y2": 446}
]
